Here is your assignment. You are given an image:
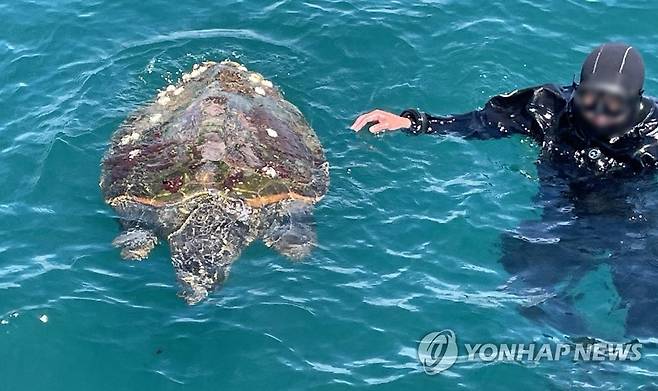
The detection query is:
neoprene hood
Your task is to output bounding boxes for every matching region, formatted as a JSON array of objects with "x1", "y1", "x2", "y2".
[{"x1": 579, "y1": 43, "x2": 645, "y2": 97}]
